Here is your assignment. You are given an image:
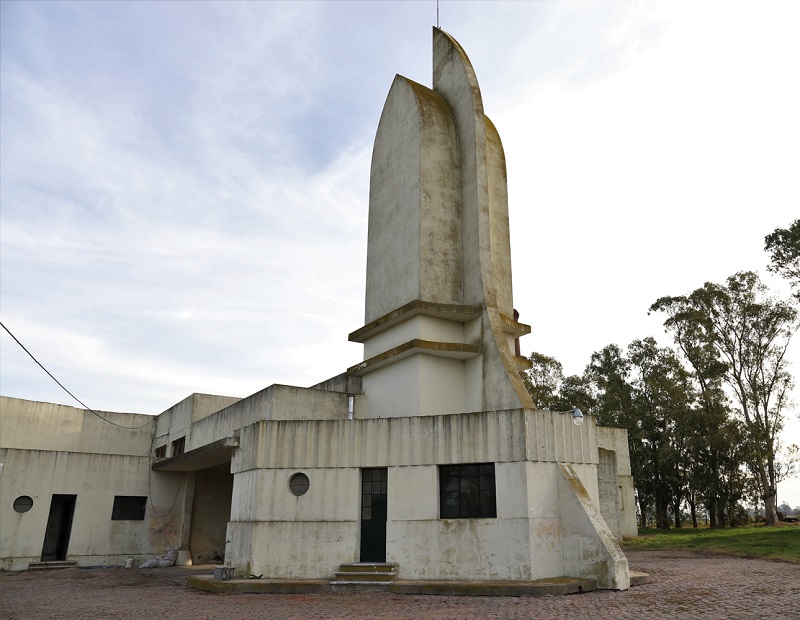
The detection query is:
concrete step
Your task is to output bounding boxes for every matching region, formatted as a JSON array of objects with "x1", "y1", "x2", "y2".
[
  {"x1": 28, "y1": 561, "x2": 79, "y2": 571},
  {"x1": 629, "y1": 570, "x2": 653, "y2": 586},
  {"x1": 337, "y1": 563, "x2": 397, "y2": 573},
  {"x1": 331, "y1": 562, "x2": 398, "y2": 591},
  {"x1": 334, "y1": 570, "x2": 396, "y2": 582},
  {"x1": 330, "y1": 580, "x2": 392, "y2": 592}
]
